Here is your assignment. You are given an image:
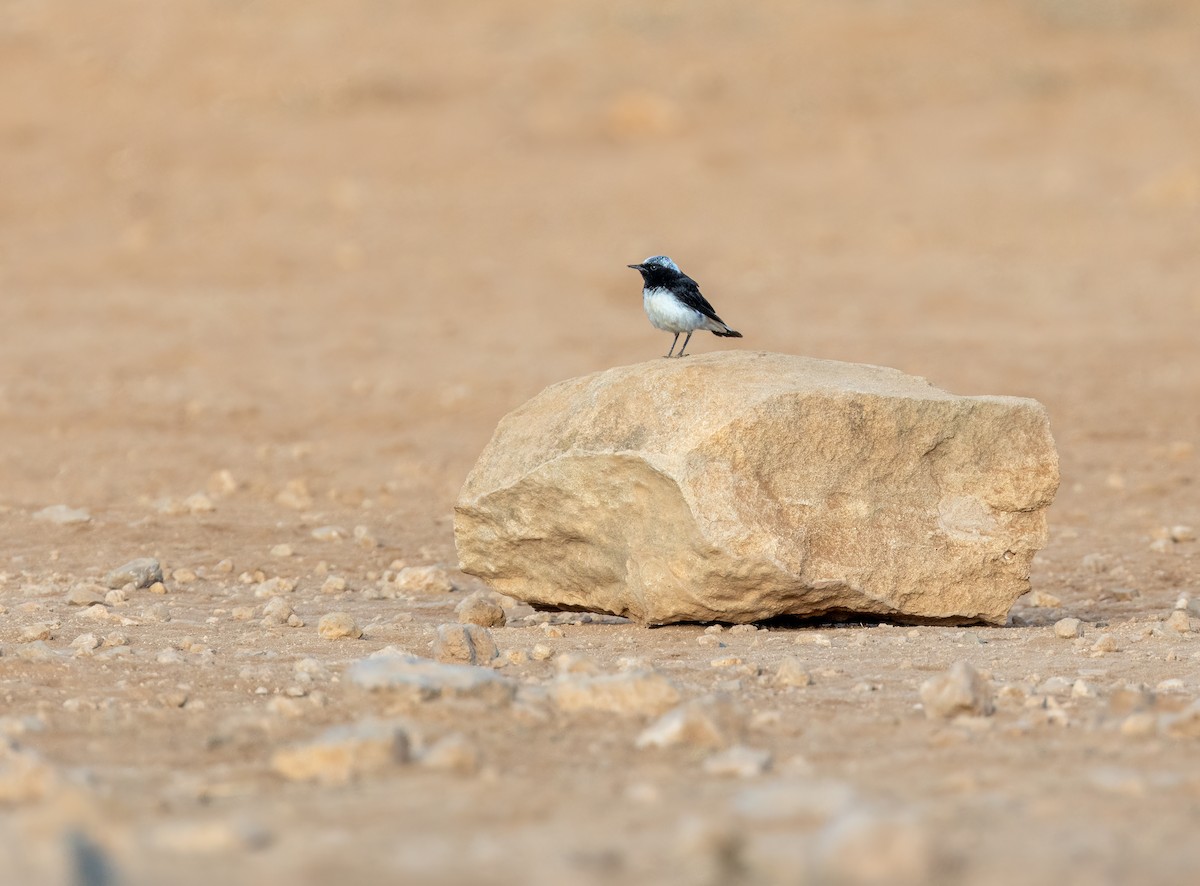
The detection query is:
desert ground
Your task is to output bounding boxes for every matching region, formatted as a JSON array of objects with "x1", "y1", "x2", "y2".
[{"x1": 2, "y1": 1, "x2": 1199, "y2": 883}]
